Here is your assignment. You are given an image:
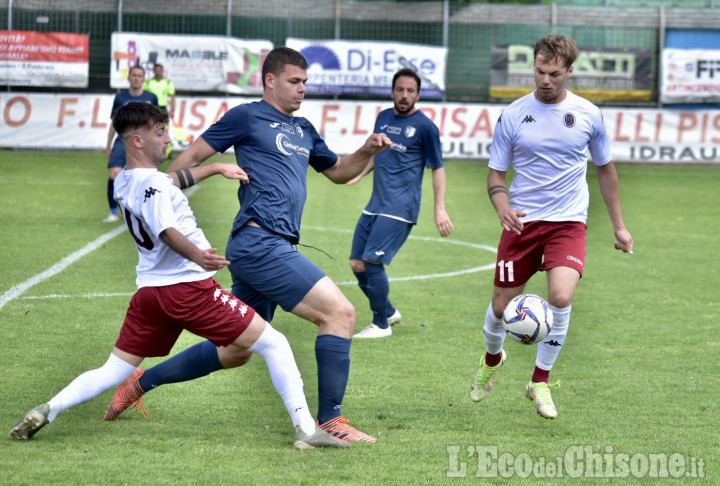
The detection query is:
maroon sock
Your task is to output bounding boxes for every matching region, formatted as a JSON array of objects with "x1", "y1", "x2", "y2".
[
  {"x1": 531, "y1": 366, "x2": 549, "y2": 383},
  {"x1": 485, "y1": 351, "x2": 503, "y2": 367}
]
